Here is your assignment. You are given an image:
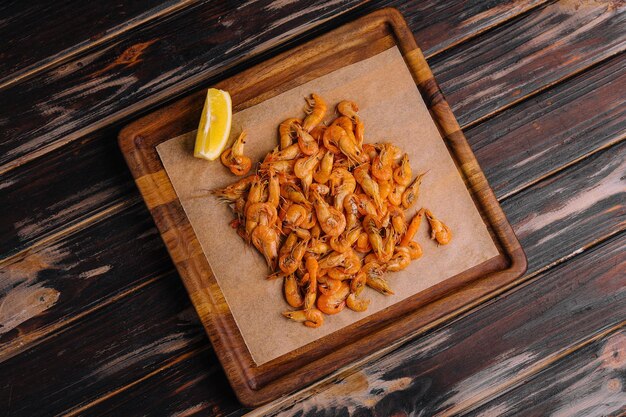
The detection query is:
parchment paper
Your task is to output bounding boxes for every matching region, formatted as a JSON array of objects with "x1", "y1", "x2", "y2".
[{"x1": 157, "y1": 46, "x2": 499, "y2": 365}]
